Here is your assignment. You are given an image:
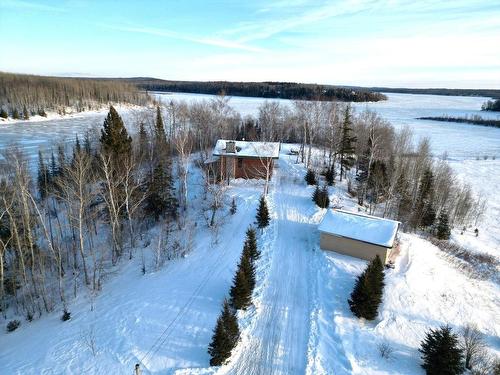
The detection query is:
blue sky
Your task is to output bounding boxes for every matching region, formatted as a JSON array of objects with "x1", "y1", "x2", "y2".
[{"x1": 1, "y1": 0, "x2": 499, "y2": 88}]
